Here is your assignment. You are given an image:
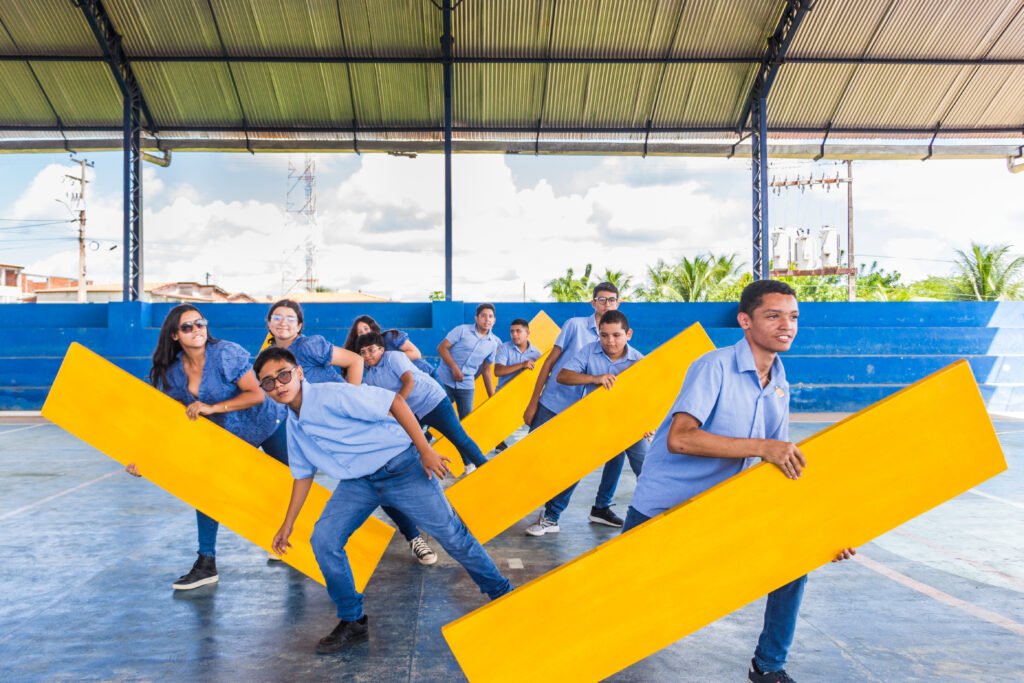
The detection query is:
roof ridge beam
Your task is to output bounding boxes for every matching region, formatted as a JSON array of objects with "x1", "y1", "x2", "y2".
[{"x1": 74, "y1": 0, "x2": 157, "y2": 133}]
